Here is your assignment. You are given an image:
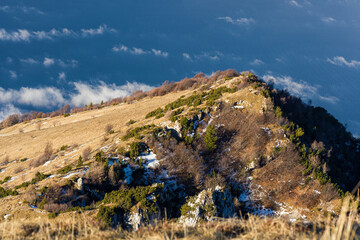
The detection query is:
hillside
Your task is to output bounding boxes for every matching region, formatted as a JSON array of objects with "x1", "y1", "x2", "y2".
[{"x1": 0, "y1": 70, "x2": 359, "y2": 239}]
